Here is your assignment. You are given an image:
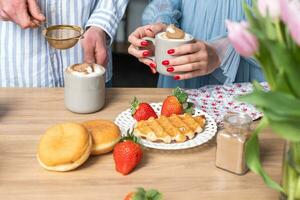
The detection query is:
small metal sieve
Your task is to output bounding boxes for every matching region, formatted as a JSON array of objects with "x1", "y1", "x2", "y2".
[{"x1": 43, "y1": 25, "x2": 84, "y2": 50}]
